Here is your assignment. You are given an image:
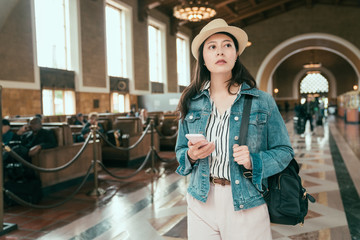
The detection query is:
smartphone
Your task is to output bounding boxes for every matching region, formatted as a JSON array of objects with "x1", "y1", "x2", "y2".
[{"x1": 185, "y1": 134, "x2": 207, "y2": 145}]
